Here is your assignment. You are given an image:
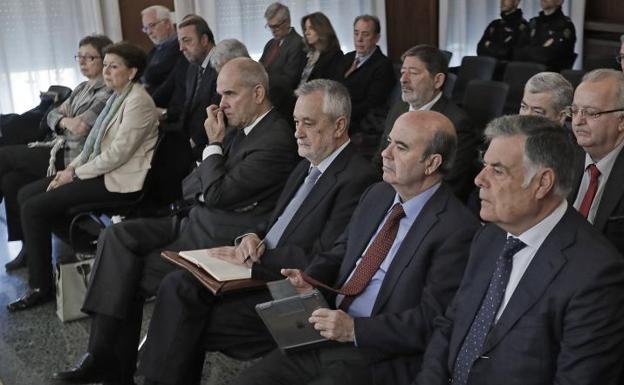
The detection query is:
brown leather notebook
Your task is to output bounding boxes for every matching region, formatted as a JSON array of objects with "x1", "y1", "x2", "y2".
[{"x1": 161, "y1": 250, "x2": 266, "y2": 295}]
